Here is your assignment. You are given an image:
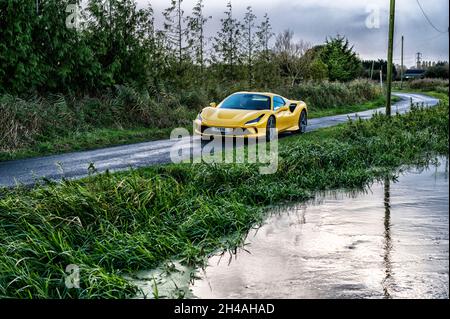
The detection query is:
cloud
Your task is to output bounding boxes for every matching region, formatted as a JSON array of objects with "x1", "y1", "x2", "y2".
[{"x1": 140, "y1": 0, "x2": 449, "y2": 64}]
